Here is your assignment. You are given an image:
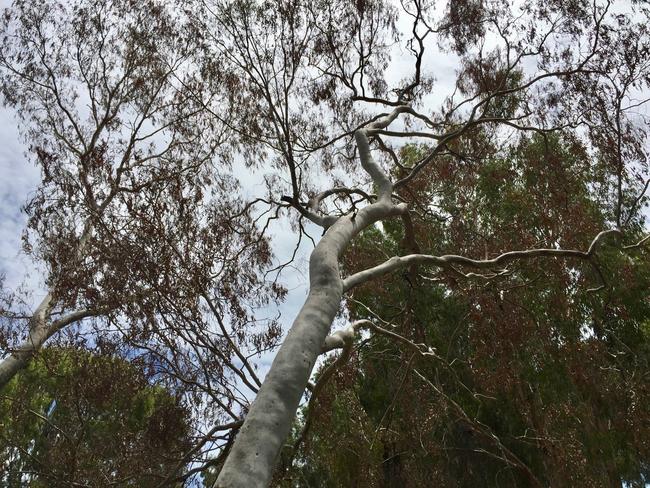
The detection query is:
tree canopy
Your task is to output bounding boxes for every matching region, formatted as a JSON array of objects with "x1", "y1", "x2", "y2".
[
  {"x1": 282, "y1": 134, "x2": 650, "y2": 487},
  {"x1": 0, "y1": 0, "x2": 649, "y2": 486},
  {"x1": 1, "y1": 347, "x2": 192, "y2": 486}
]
